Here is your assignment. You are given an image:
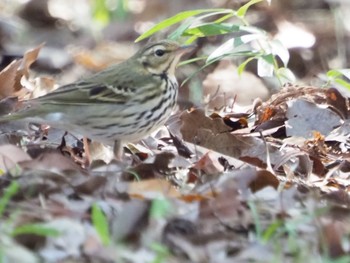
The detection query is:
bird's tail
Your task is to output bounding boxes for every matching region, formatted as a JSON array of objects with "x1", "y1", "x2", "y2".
[{"x1": 0, "y1": 97, "x2": 31, "y2": 122}]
